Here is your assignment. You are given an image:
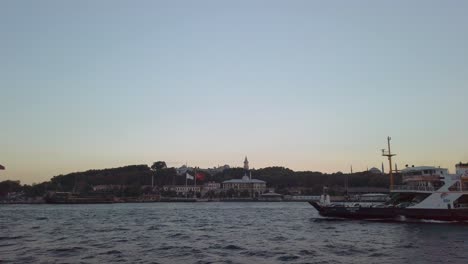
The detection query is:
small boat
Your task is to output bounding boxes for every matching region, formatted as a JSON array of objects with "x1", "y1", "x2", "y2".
[{"x1": 310, "y1": 138, "x2": 468, "y2": 221}]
